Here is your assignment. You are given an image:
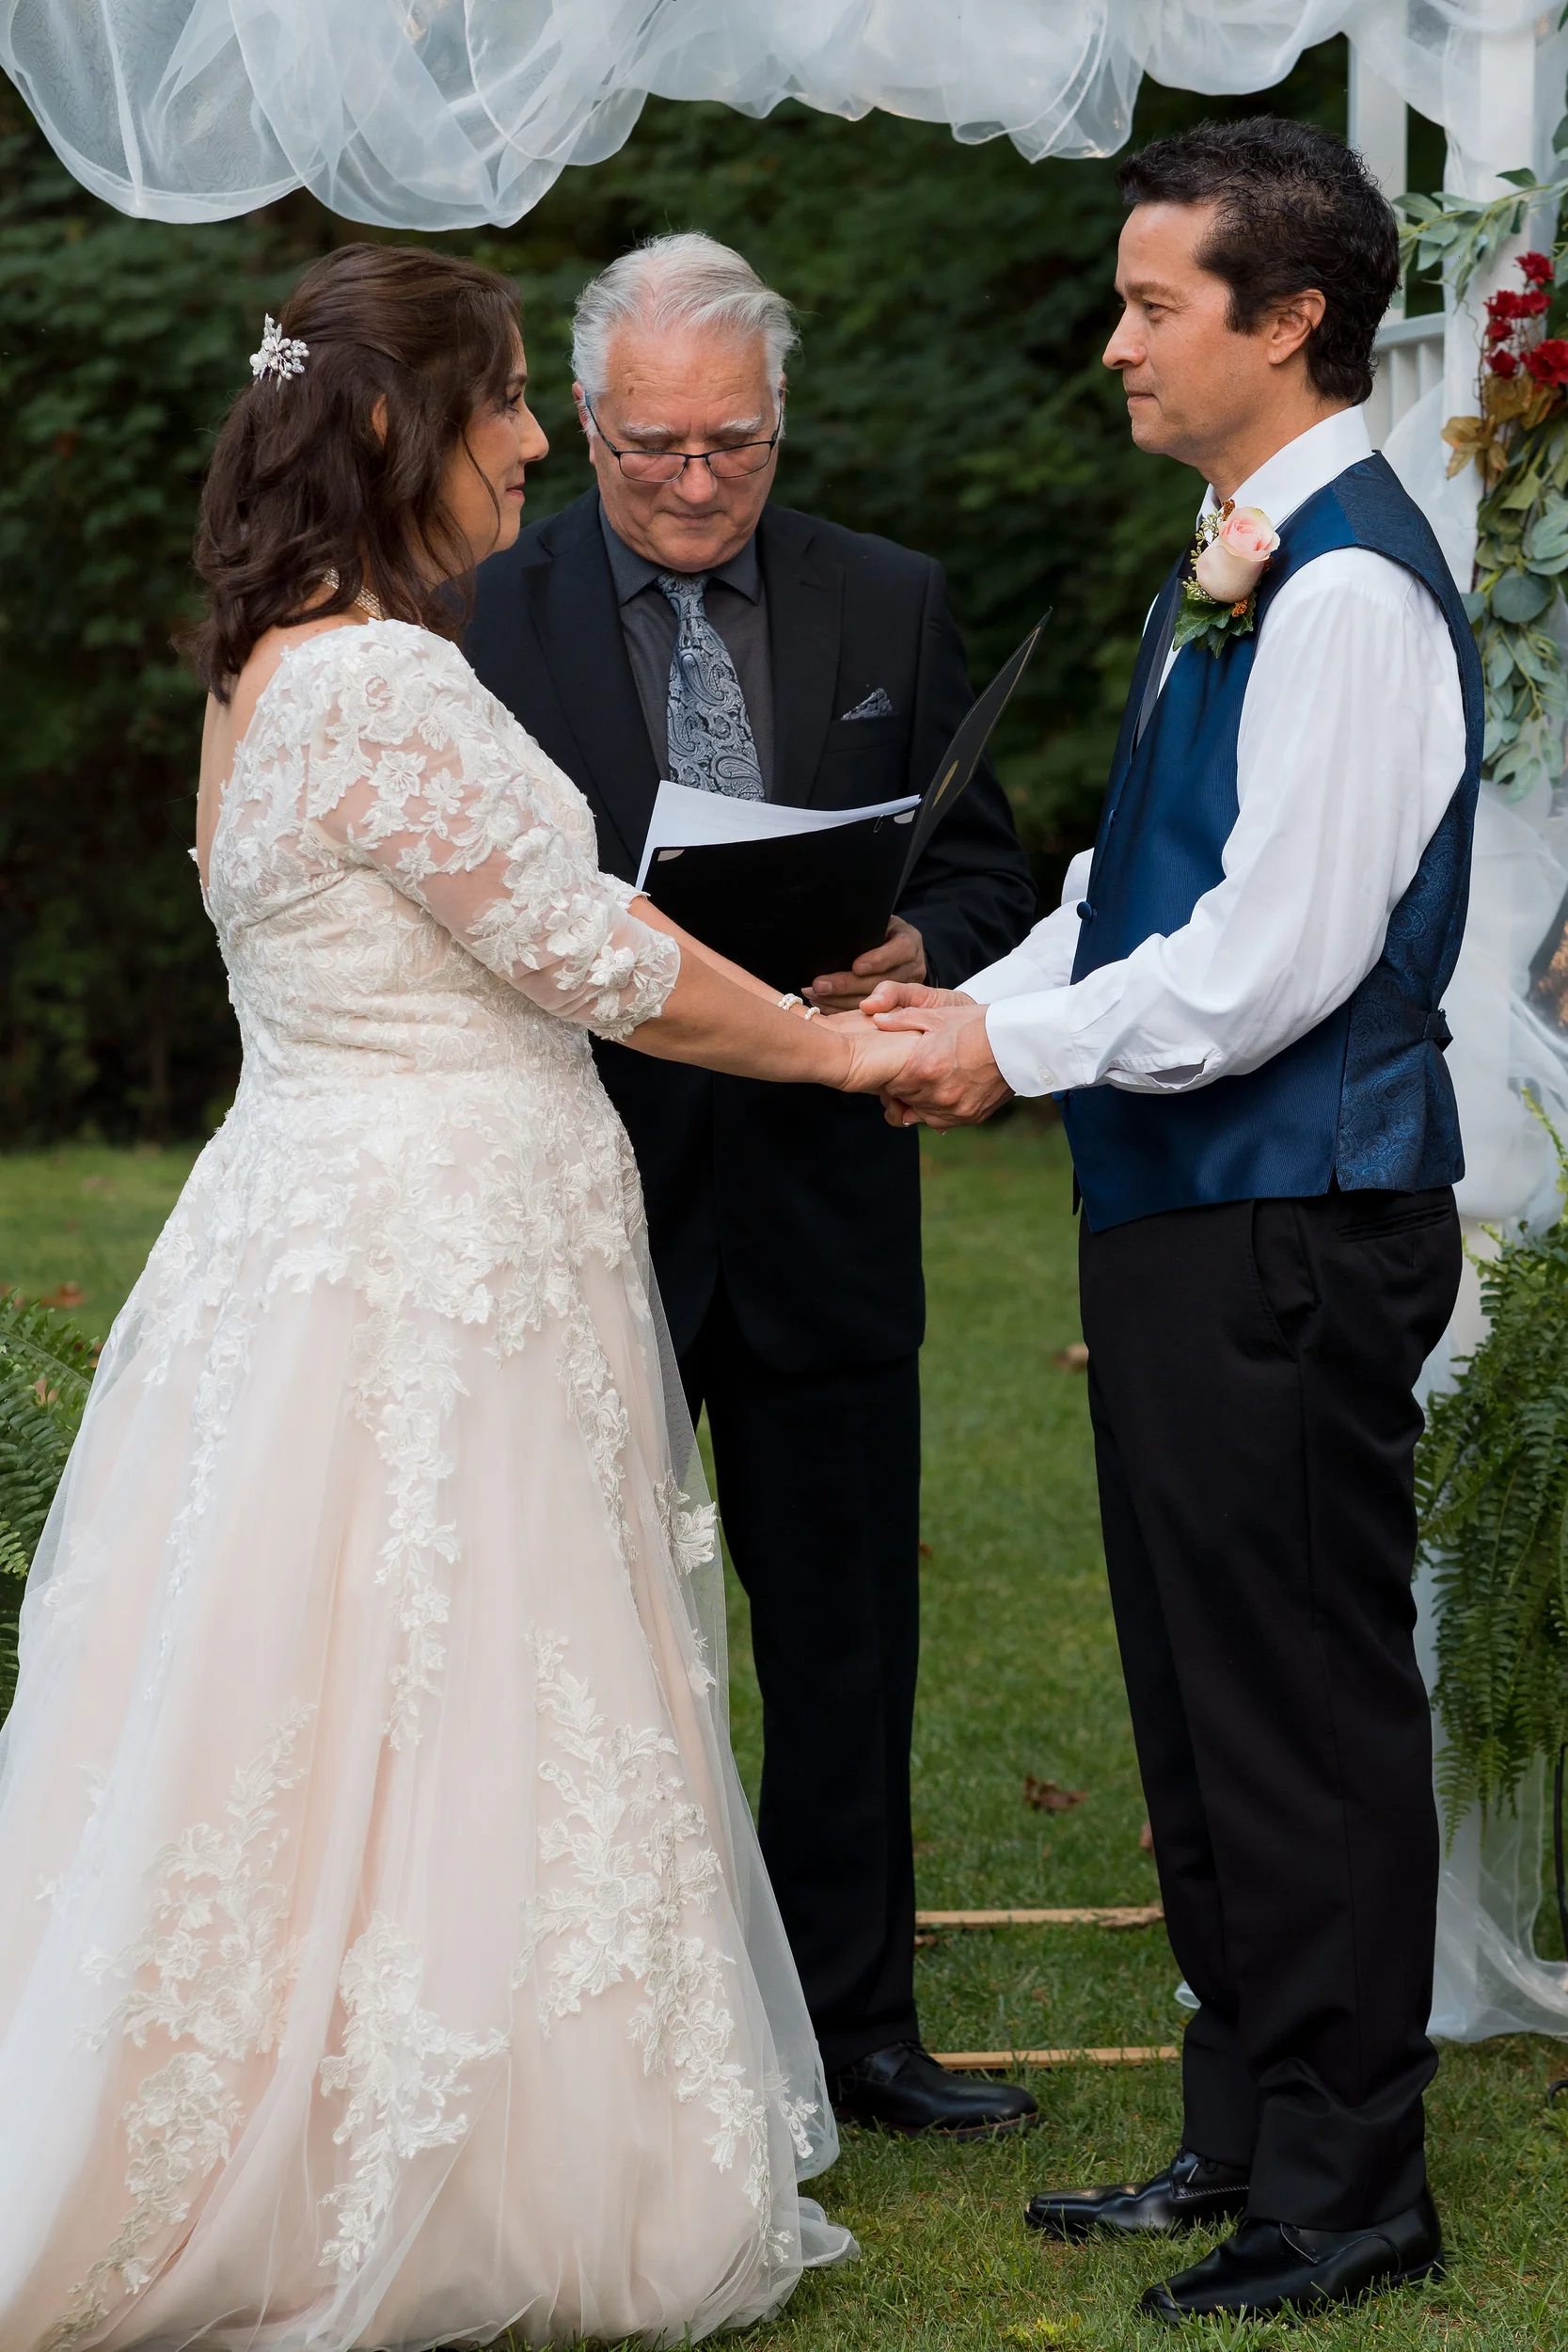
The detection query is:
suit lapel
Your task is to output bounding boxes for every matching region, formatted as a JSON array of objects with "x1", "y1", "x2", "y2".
[
  {"x1": 525, "y1": 494, "x2": 661, "y2": 874},
  {"x1": 761, "y1": 508, "x2": 842, "y2": 807}
]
